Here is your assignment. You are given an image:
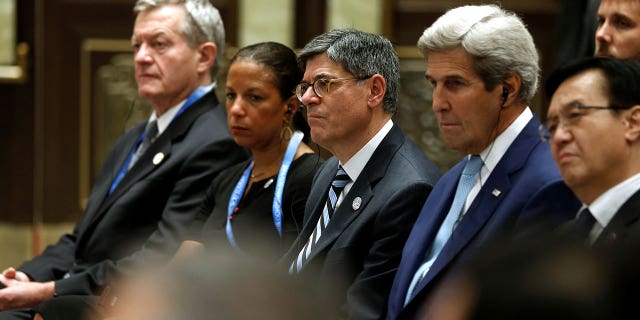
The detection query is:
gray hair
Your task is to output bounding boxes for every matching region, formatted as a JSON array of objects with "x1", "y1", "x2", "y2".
[
  {"x1": 134, "y1": 0, "x2": 225, "y2": 76},
  {"x1": 297, "y1": 28, "x2": 400, "y2": 115},
  {"x1": 418, "y1": 5, "x2": 539, "y2": 103}
]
